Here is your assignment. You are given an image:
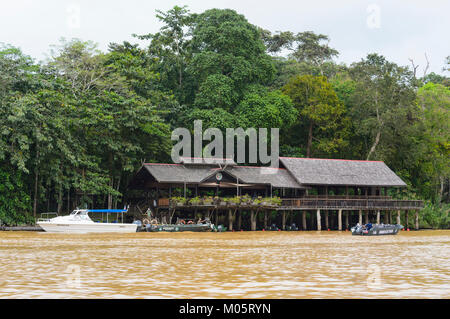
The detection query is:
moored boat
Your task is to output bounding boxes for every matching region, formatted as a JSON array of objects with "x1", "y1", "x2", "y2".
[
  {"x1": 37, "y1": 209, "x2": 138, "y2": 233},
  {"x1": 144, "y1": 218, "x2": 214, "y2": 232},
  {"x1": 351, "y1": 223, "x2": 403, "y2": 236}
]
